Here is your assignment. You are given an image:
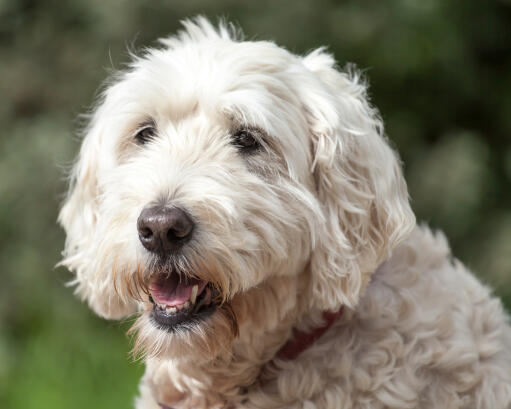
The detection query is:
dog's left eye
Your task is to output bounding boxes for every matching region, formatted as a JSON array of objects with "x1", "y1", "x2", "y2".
[
  {"x1": 135, "y1": 126, "x2": 156, "y2": 144},
  {"x1": 232, "y1": 129, "x2": 260, "y2": 153}
]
